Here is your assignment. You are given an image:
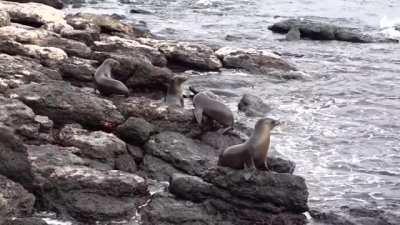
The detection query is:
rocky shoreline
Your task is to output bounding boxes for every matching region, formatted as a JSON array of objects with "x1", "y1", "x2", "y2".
[{"x1": 0, "y1": 1, "x2": 398, "y2": 225}]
